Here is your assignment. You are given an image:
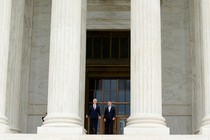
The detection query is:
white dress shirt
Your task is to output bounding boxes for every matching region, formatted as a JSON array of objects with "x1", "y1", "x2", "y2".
[
  {"x1": 93, "y1": 104, "x2": 96, "y2": 110},
  {"x1": 108, "y1": 106, "x2": 111, "y2": 112}
]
